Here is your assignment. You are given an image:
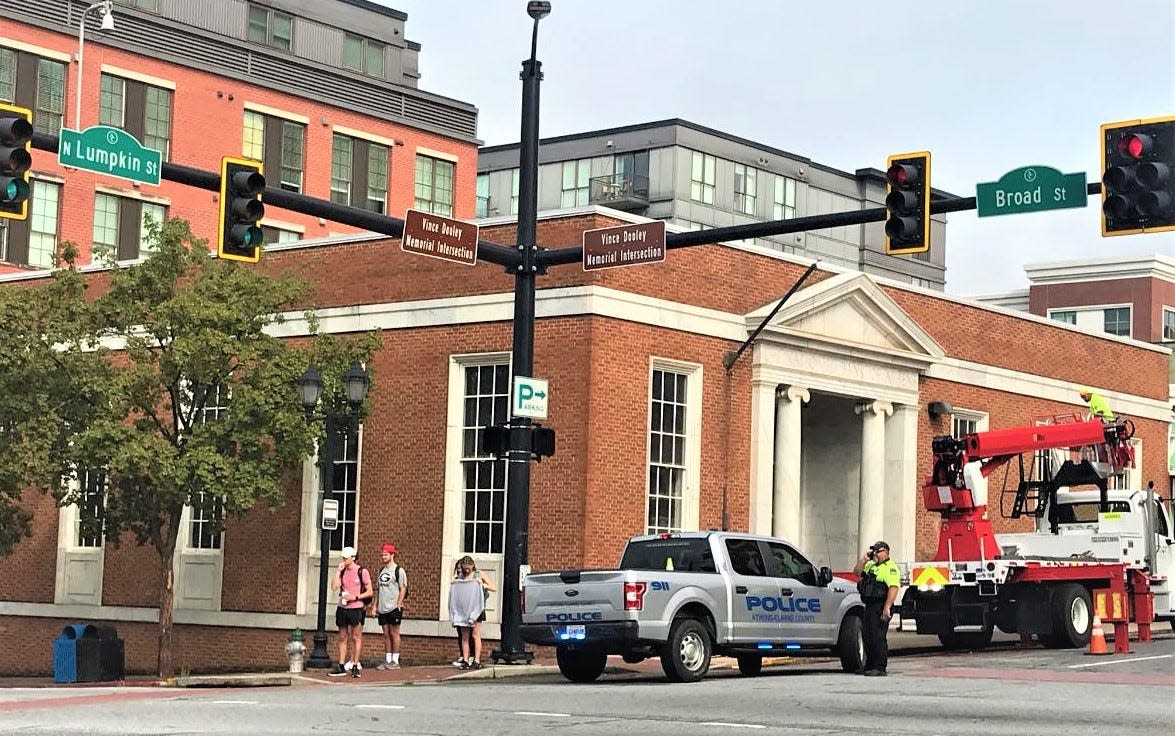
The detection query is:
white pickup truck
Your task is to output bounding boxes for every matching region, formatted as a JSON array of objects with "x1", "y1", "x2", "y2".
[{"x1": 520, "y1": 531, "x2": 865, "y2": 683}]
